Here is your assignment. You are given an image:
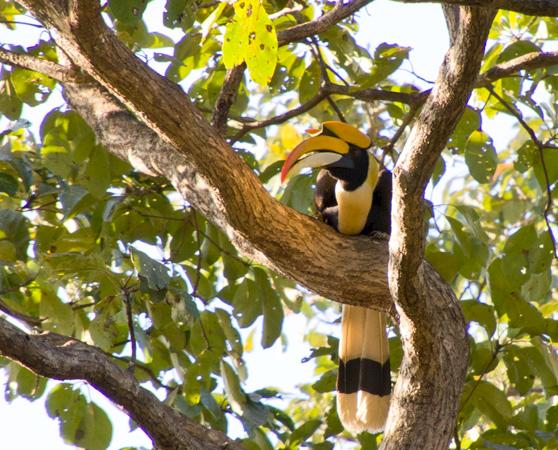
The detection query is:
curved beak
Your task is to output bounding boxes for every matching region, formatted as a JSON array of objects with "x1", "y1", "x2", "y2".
[{"x1": 280, "y1": 135, "x2": 351, "y2": 183}]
